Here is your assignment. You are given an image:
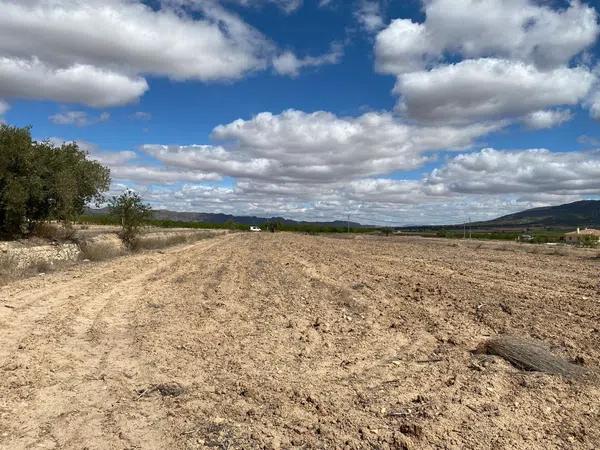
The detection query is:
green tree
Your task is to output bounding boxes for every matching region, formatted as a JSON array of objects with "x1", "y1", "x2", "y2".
[
  {"x1": 0, "y1": 125, "x2": 37, "y2": 235},
  {"x1": 41, "y1": 140, "x2": 110, "y2": 226},
  {"x1": 109, "y1": 190, "x2": 152, "y2": 248},
  {"x1": 0, "y1": 125, "x2": 110, "y2": 237}
]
